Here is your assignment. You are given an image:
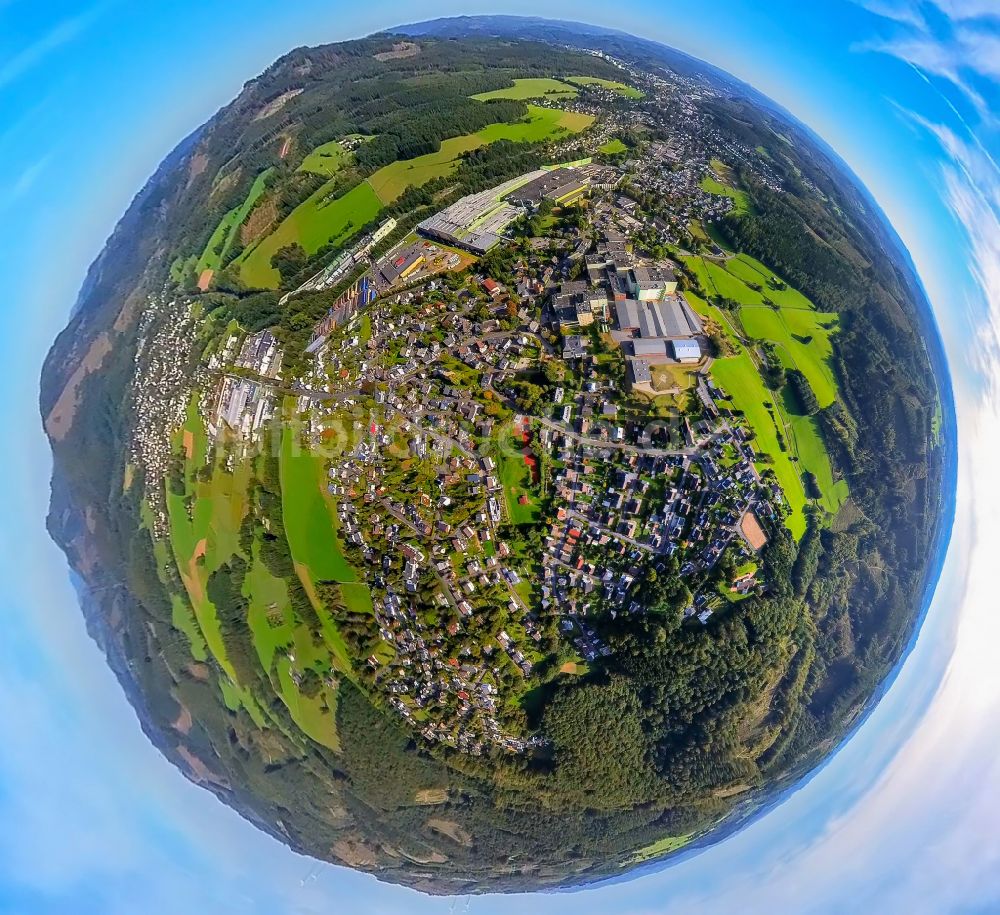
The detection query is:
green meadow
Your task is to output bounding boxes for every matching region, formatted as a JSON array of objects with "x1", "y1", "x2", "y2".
[
  {"x1": 472, "y1": 77, "x2": 578, "y2": 101},
  {"x1": 599, "y1": 138, "x2": 629, "y2": 155},
  {"x1": 369, "y1": 105, "x2": 594, "y2": 204},
  {"x1": 298, "y1": 140, "x2": 350, "y2": 177},
  {"x1": 567, "y1": 75, "x2": 645, "y2": 99},
  {"x1": 239, "y1": 179, "x2": 382, "y2": 288},
  {"x1": 686, "y1": 286, "x2": 846, "y2": 536},
  {"x1": 279, "y1": 424, "x2": 356, "y2": 583},
  {"x1": 240, "y1": 105, "x2": 593, "y2": 287},
  {"x1": 684, "y1": 254, "x2": 839, "y2": 407},
  {"x1": 197, "y1": 168, "x2": 274, "y2": 275}
]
